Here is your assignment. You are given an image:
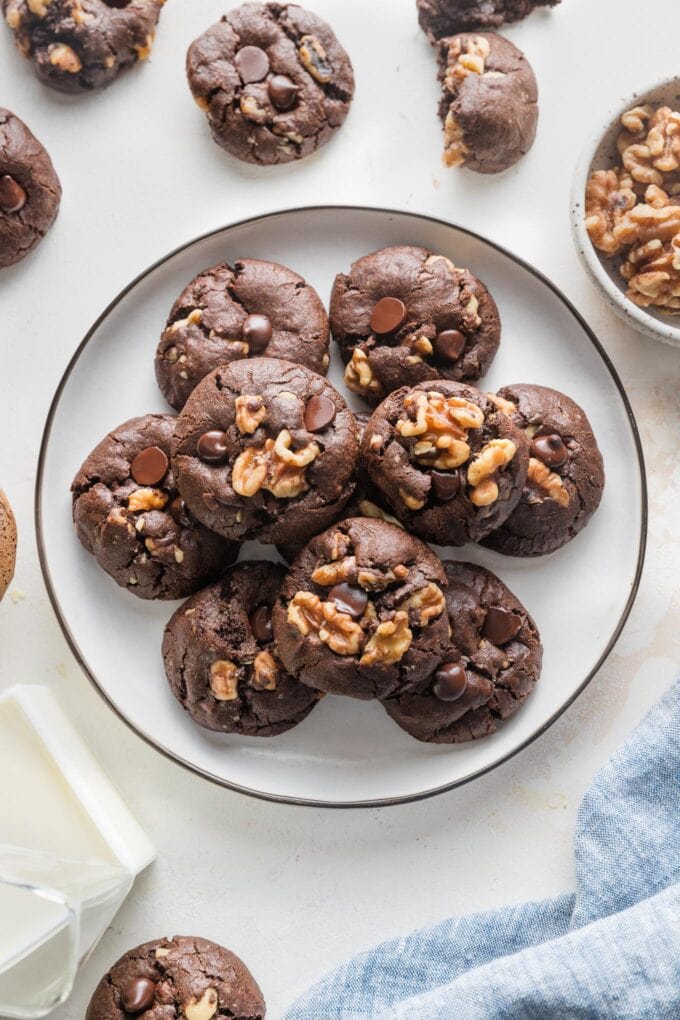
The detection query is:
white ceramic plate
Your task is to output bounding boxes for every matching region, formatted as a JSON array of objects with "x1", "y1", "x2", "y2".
[{"x1": 37, "y1": 206, "x2": 647, "y2": 807}]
